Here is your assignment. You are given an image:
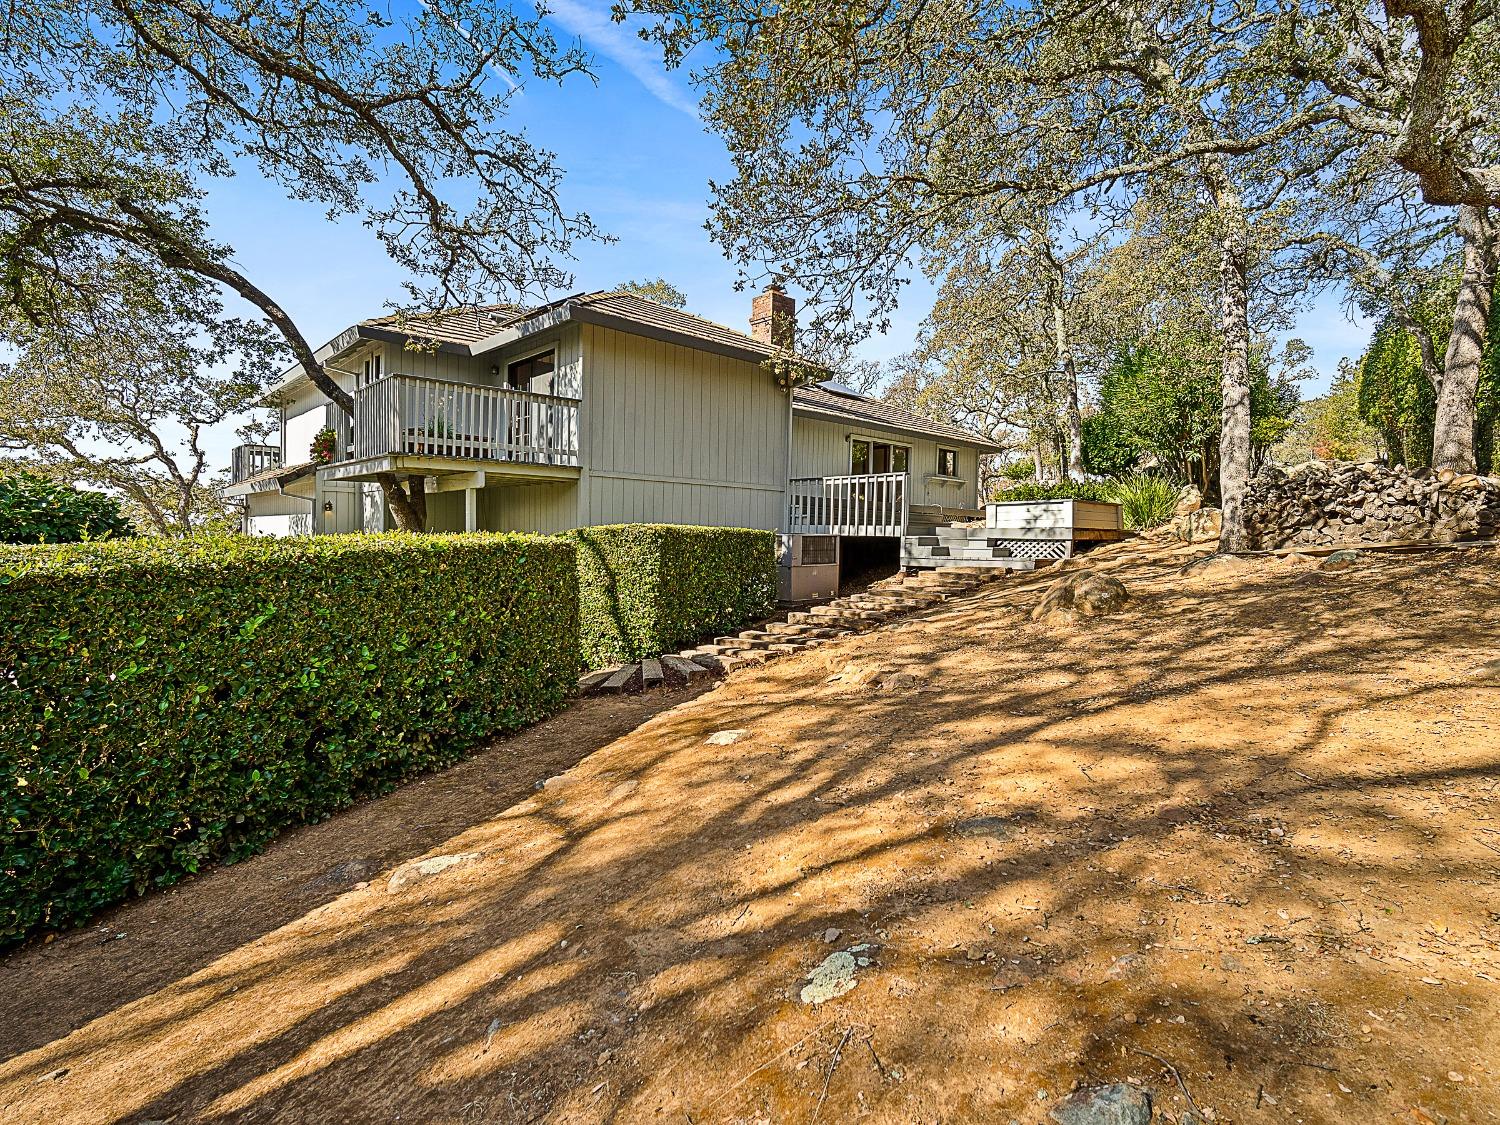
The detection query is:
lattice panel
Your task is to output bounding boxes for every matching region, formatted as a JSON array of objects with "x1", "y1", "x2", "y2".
[{"x1": 994, "y1": 537, "x2": 1070, "y2": 560}]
